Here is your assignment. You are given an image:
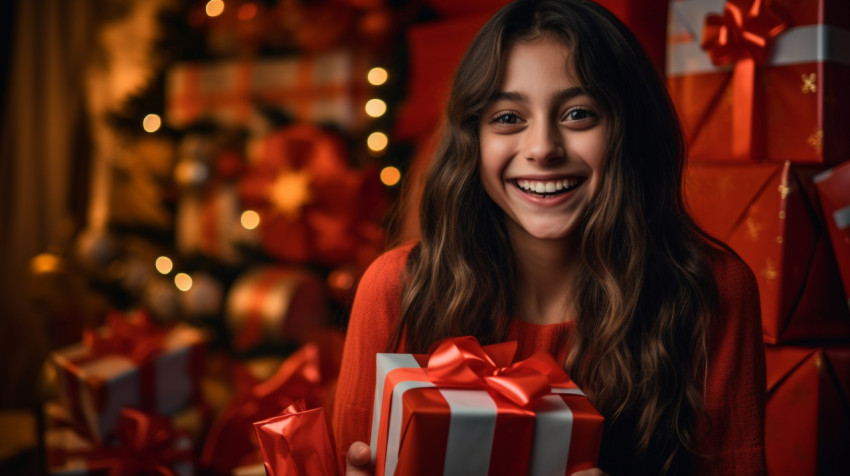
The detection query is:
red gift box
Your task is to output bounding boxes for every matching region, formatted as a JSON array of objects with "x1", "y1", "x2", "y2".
[
  {"x1": 253, "y1": 400, "x2": 340, "y2": 476},
  {"x1": 666, "y1": 0, "x2": 850, "y2": 163},
  {"x1": 814, "y1": 160, "x2": 850, "y2": 308},
  {"x1": 165, "y1": 52, "x2": 369, "y2": 131},
  {"x1": 176, "y1": 183, "x2": 251, "y2": 265},
  {"x1": 765, "y1": 345, "x2": 850, "y2": 475},
  {"x1": 370, "y1": 337, "x2": 604, "y2": 476},
  {"x1": 685, "y1": 161, "x2": 850, "y2": 343},
  {"x1": 50, "y1": 312, "x2": 207, "y2": 442}
]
